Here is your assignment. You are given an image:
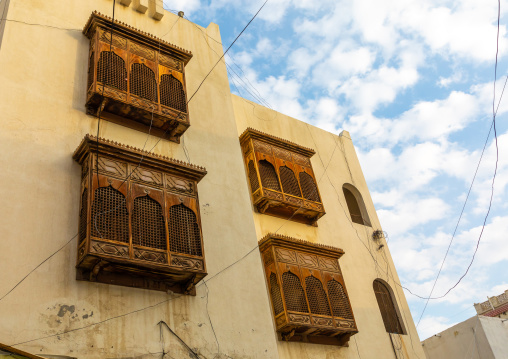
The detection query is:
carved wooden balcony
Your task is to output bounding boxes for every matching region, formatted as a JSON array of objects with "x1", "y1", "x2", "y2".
[
  {"x1": 83, "y1": 12, "x2": 192, "y2": 143},
  {"x1": 240, "y1": 128, "x2": 325, "y2": 225},
  {"x1": 73, "y1": 135, "x2": 207, "y2": 295},
  {"x1": 259, "y1": 234, "x2": 358, "y2": 346}
]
